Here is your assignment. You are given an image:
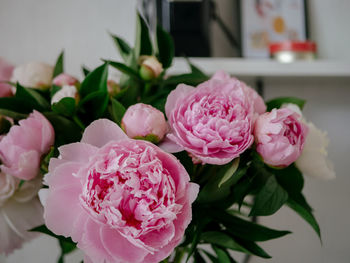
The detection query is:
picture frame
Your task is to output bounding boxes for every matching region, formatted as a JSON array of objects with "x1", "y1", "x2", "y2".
[{"x1": 240, "y1": 0, "x2": 309, "y2": 58}]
